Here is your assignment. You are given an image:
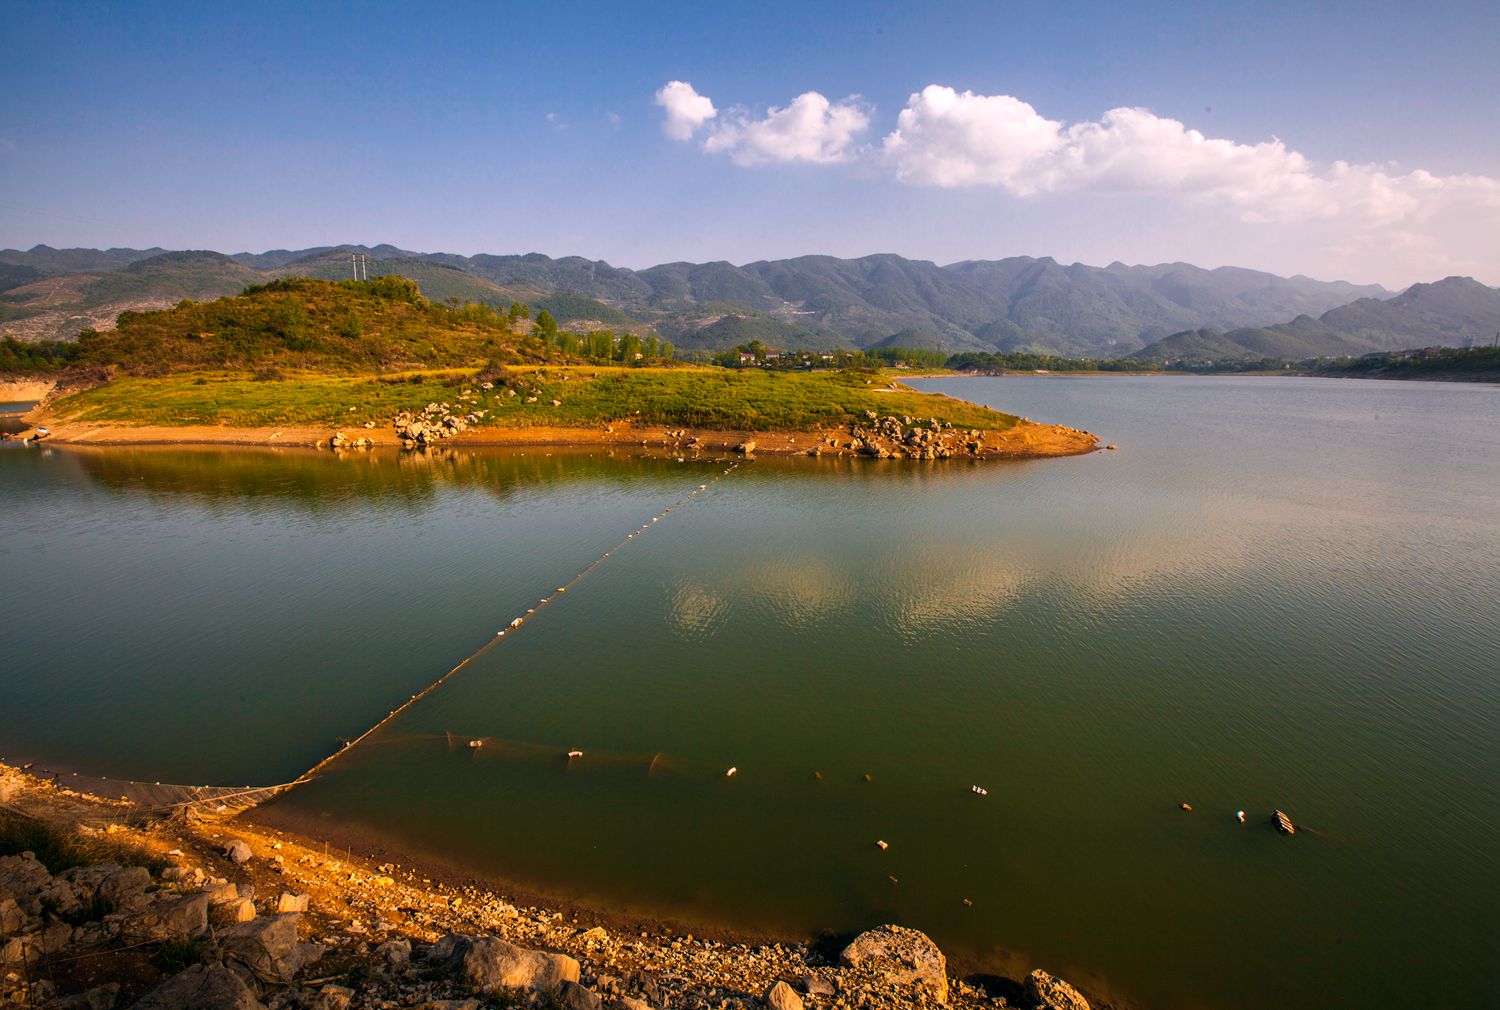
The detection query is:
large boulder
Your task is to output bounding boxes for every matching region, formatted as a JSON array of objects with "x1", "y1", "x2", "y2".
[
  {"x1": 220, "y1": 914, "x2": 322, "y2": 986},
  {"x1": 432, "y1": 933, "x2": 580, "y2": 996},
  {"x1": 97, "y1": 866, "x2": 151, "y2": 913},
  {"x1": 1024, "y1": 970, "x2": 1090, "y2": 1010},
  {"x1": 0, "y1": 853, "x2": 52, "y2": 911},
  {"x1": 838, "y1": 925, "x2": 949, "y2": 1004},
  {"x1": 40, "y1": 863, "x2": 122, "y2": 916},
  {"x1": 121, "y1": 893, "x2": 209, "y2": 943},
  {"x1": 132, "y1": 963, "x2": 266, "y2": 1010}
]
